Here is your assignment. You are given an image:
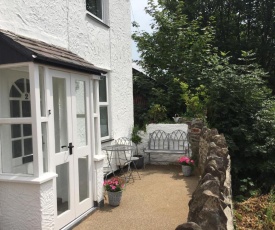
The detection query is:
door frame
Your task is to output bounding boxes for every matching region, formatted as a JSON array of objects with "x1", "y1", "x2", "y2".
[{"x1": 47, "y1": 69, "x2": 94, "y2": 229}]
